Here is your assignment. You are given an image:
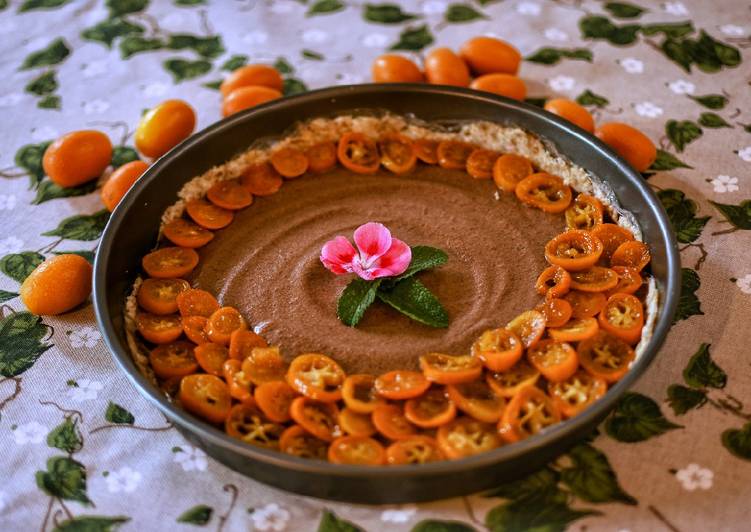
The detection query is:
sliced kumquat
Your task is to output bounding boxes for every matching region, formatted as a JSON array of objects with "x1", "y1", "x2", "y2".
[
  {"x1": 270, "y1": 146, "x2": 309, "y2": 178},
  {"x1": 194, "y1": 342, "x2": 229, "y2": 376},
  {"x1": 611, "y1": 241, "x2": 651, "y2": 271},
  {"x1": 486, "y1": 360, "x2": 540, "y2": 398},
  {"x1": 341, "y1": 374, "x2": 383, "y2": 414},
  {"x1": 419, "y1": 352, "x2": 483, "y2": 384},
  {"x1": 239, "y1": 163, "x2": 284, "y2": 196},
  {"x1": 413, "y1": 138, "x2": 439, "y2": 164},
  {"x1": 328, "y1": 436, "x2": 385, "y2": 465},
  {"x1": 606, "y1": 266, "x2": 643, "y2": 297},
  {"x1": 223, "y1": 359, "x2": 253, "y2": 402},
  {"x1": 569, "y1": 266, "x2": 619, "y2": 293},
  {"x1": 206, "y1": 179, "x2": 253, "y2": 210},
  {"x1": 535, "y1": 265, "x2": 571, "y2": 298},
  {"x1": 176, "y1": 288, "x2": 220, "y2": 318},
  {"x1": 225, "y1": 403, "x2": 284, "y2": 448},
  {"x1": 535, "y1": 297, "x2": 573, "y2": 328},
  {"x1": 290, "y1": 396, "x2": 341, "y2": 442},
  {"x1": 598, "y1": 293, "x2": 644, "y2": 345},
  {"x1": 279, "y1": 425, "x2": 328, "y2": 459},
  {"x1": 578, "y1": 331, "x2": 635, "y2": 383},
  {"x1": 149, "y1": 341, "x2": 197, "y2": 379},
  {"x1": 466, "y1": 148, "x2": 499, "y2": 179},
  {"x1": 404, "y1": 387, "x2": 456, "y2": 428},
  {"x1": 447, "y1": 380, "x2": 506, "y2": 423},
  {"x1": 548, "y1": 317, "x2": 599, "y2": 343},
  {"x1": 436, "y1": 140, "x2": 474, "y2": 170},
  {"x1": 255, "y1": 381, "x2": 297, "y2": 423},
  {"x1": 162, "y1": 218, "x2": 214, "y2": 248},
  {"x1": 492, "y1": 153, "x2": 533, "y2": 193},
  {"x1": 515, "y1": 173, "x2": 572, "y2": 213},
  {"x1": 563, "y1": 290, "x2": 607, "y2": 319},
  {"x1": 375, "y1": 370, "x2": 431, "y2": 400},
  {"x1": 565, "y1": 194, "x2": 604, "y2": 231},
  {"x1": 339, "y1": 407, "x2": 377, "y2": 437},
  {"x1": 142, "y1": 247, "x2": 199, "y2": 279},
  {"x1": 591, "y1": 223, "x2": 634, "y2": 263},
  {"x1": 185, "y1": 199, "x2": 234, "y2": 230},
  {"x1": 287, "y1": 353, "x2": 346, "y2": 402},
  {"x1": 206, "y1": 306, "x2": 246, "y2": 345},
  {"x1": 306, "y1": 142, "x2": 337, "y2": 173},
  {"x1": 229, "y1": 329, "x2": 268, "y2": 360},
  {"x1": 548, "y1": 370, "x2": 607, "y2": 418},
  {"x1": 506, "y1": 310, "x2": 546, "y2": 349},
  {"x1": 386, "y1": 436, "x2": 444, "y2": 465},
  {"x1": 337, "y1": 132, "x2": 380, "y2": 174},
  {"x1": 437, "y1": 417, "x2": 502, "y2": 459},
  {"x1": 379, "y1": 133, "x2": 417, "y2": 174},
  {"x1": 242, "y1": 346, "x2": 287, "y2": 385},
  {"x1": 544, "y1": 230, "x2": 603, "y2": 271},
  {"x1": 471, "y1": 328, "x2": 523, "y2": 372},
  {"x1": 372, "y1": 404, "x2": 416, "y2": 440},
  {"x1": 137, "y1": 278, "x2": 190, "y2": 315},
  {"x1": 136, "y1": 312, "x2": 183, "y2": 344},
  {"x1": 180, "y1": 373, "x2": 231, "y2": 424},
  {"x1": 498, "y1": 386, "x2": 561, "y2": 443},
  {"x1": 527, "y1": 339, "x2": 579, "y2": 383},
  {"x1": 182, "y1": 315, "x2": 210, "y2": 344}
]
